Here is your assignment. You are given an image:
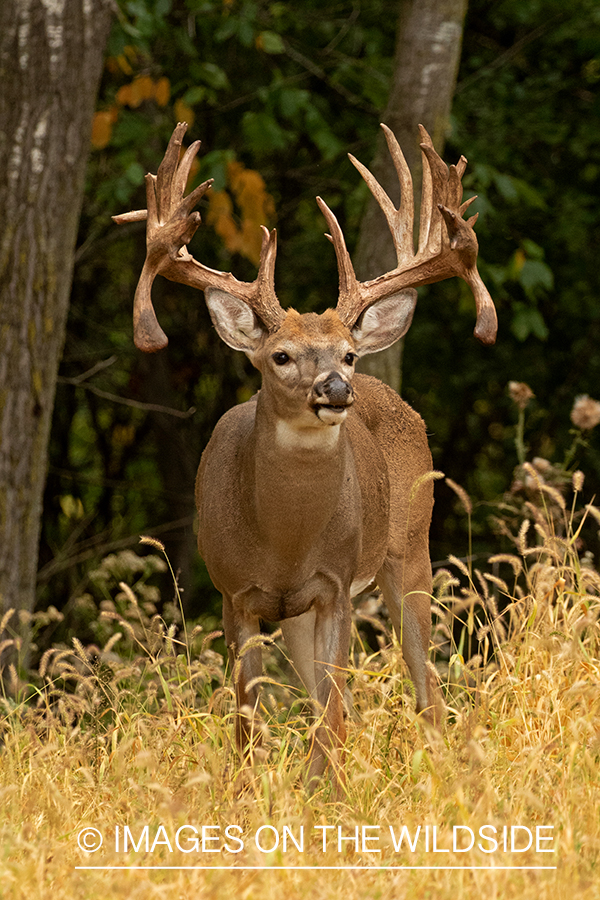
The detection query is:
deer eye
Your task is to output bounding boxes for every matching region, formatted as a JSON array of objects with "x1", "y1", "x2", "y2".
[
  {"x1": 272, "y1": 351, "x2": 290, "y2": 366},
  {"x1": 344, "y1": 352, "x2": 356, "y2": 366}
]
